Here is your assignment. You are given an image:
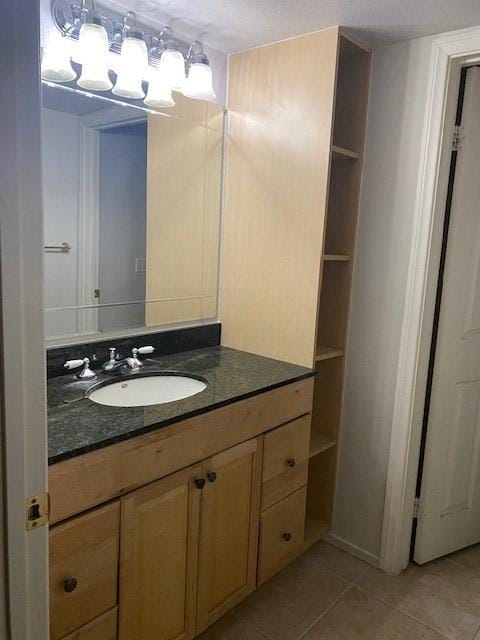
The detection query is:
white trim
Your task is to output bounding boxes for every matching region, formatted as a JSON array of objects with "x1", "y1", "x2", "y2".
[
  {"x1": 323, "y1": 532, "x2": 380, "y2": 567},
  {"x1": 77, "y1": 125, "x2": 100, "y2": 336},
  {"x1": 0, "y1": 2, "x2": 48, "y2": 638},
  {"x1": 380, "y1": 26, "x2": 480, "y2": 575}
]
